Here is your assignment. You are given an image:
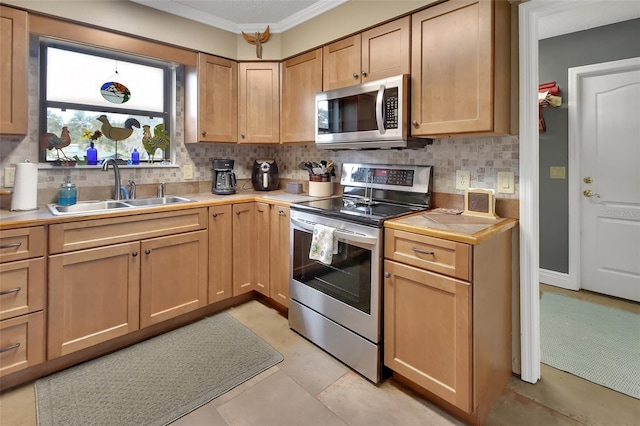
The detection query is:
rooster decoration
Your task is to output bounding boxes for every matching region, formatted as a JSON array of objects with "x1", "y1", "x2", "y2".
[
  {"x1": 242, "y1": 26, "x2": 270, "y2": 59},
  {"x1": 142, "y1": 123, "x2": 170, "y2": 161},
  {"x1": 96, "y1": 115, "x2": 141, "y2": 142},
  {"x1": 40, "y1": 127, "x2": 72, "y2": 160}
]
